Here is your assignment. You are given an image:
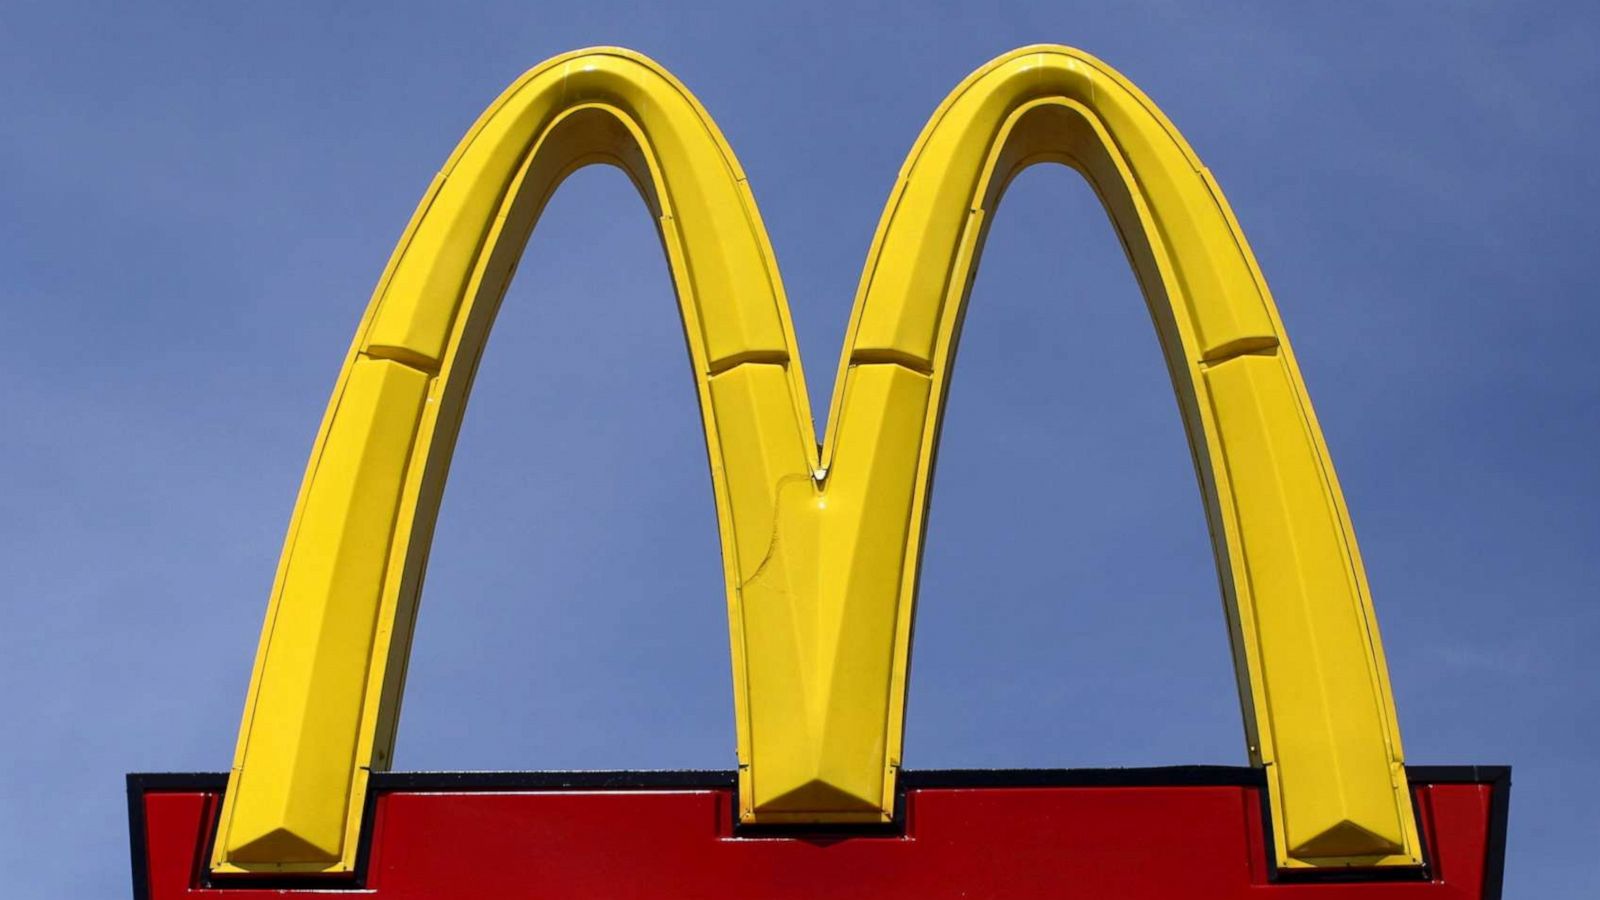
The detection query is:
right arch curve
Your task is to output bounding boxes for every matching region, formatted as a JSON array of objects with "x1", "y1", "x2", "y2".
[{"x1": 831, "y1": 45, "x2": 1420, "y2": 869}]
